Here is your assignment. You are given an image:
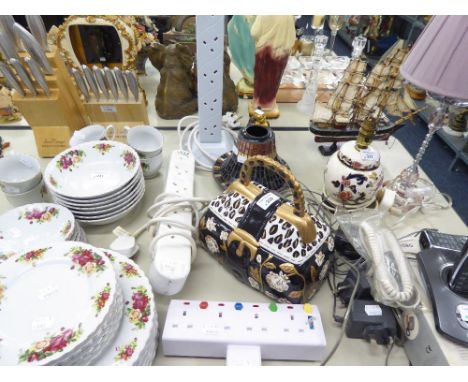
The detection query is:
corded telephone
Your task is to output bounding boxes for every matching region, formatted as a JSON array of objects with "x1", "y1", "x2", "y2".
[{"x1": 359, "y1": 221, "x2": 419, "y2": 309}]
